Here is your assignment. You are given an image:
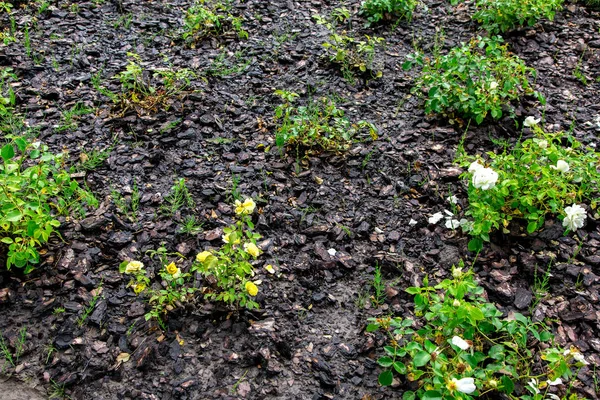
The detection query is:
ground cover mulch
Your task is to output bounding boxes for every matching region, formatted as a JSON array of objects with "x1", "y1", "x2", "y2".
[{"x1": 0, "y1": 0, "x2": 599, "y2": 399}]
